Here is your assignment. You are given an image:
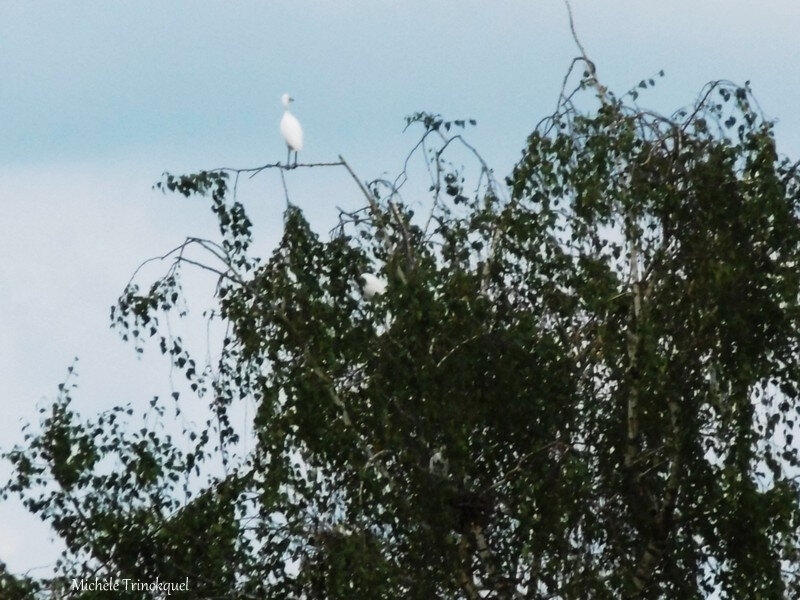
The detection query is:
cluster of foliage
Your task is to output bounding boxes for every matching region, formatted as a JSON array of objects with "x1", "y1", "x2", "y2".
[{"x1": 3, "y1": 69, "x2": 800, "y2": 598}]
